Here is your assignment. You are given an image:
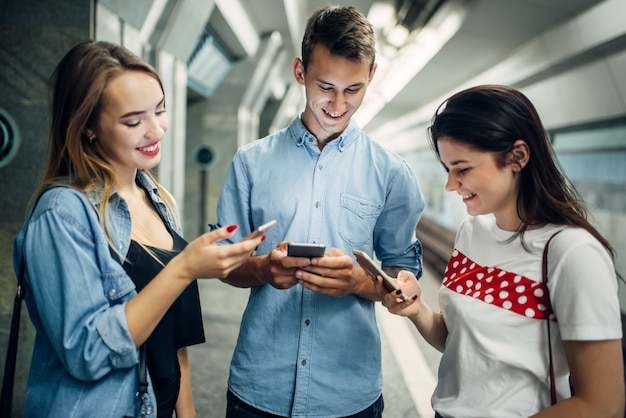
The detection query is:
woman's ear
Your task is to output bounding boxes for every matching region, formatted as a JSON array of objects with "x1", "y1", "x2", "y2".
[{"x1": 510, "y1": 139, "x2": 530, "y2": 172}]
